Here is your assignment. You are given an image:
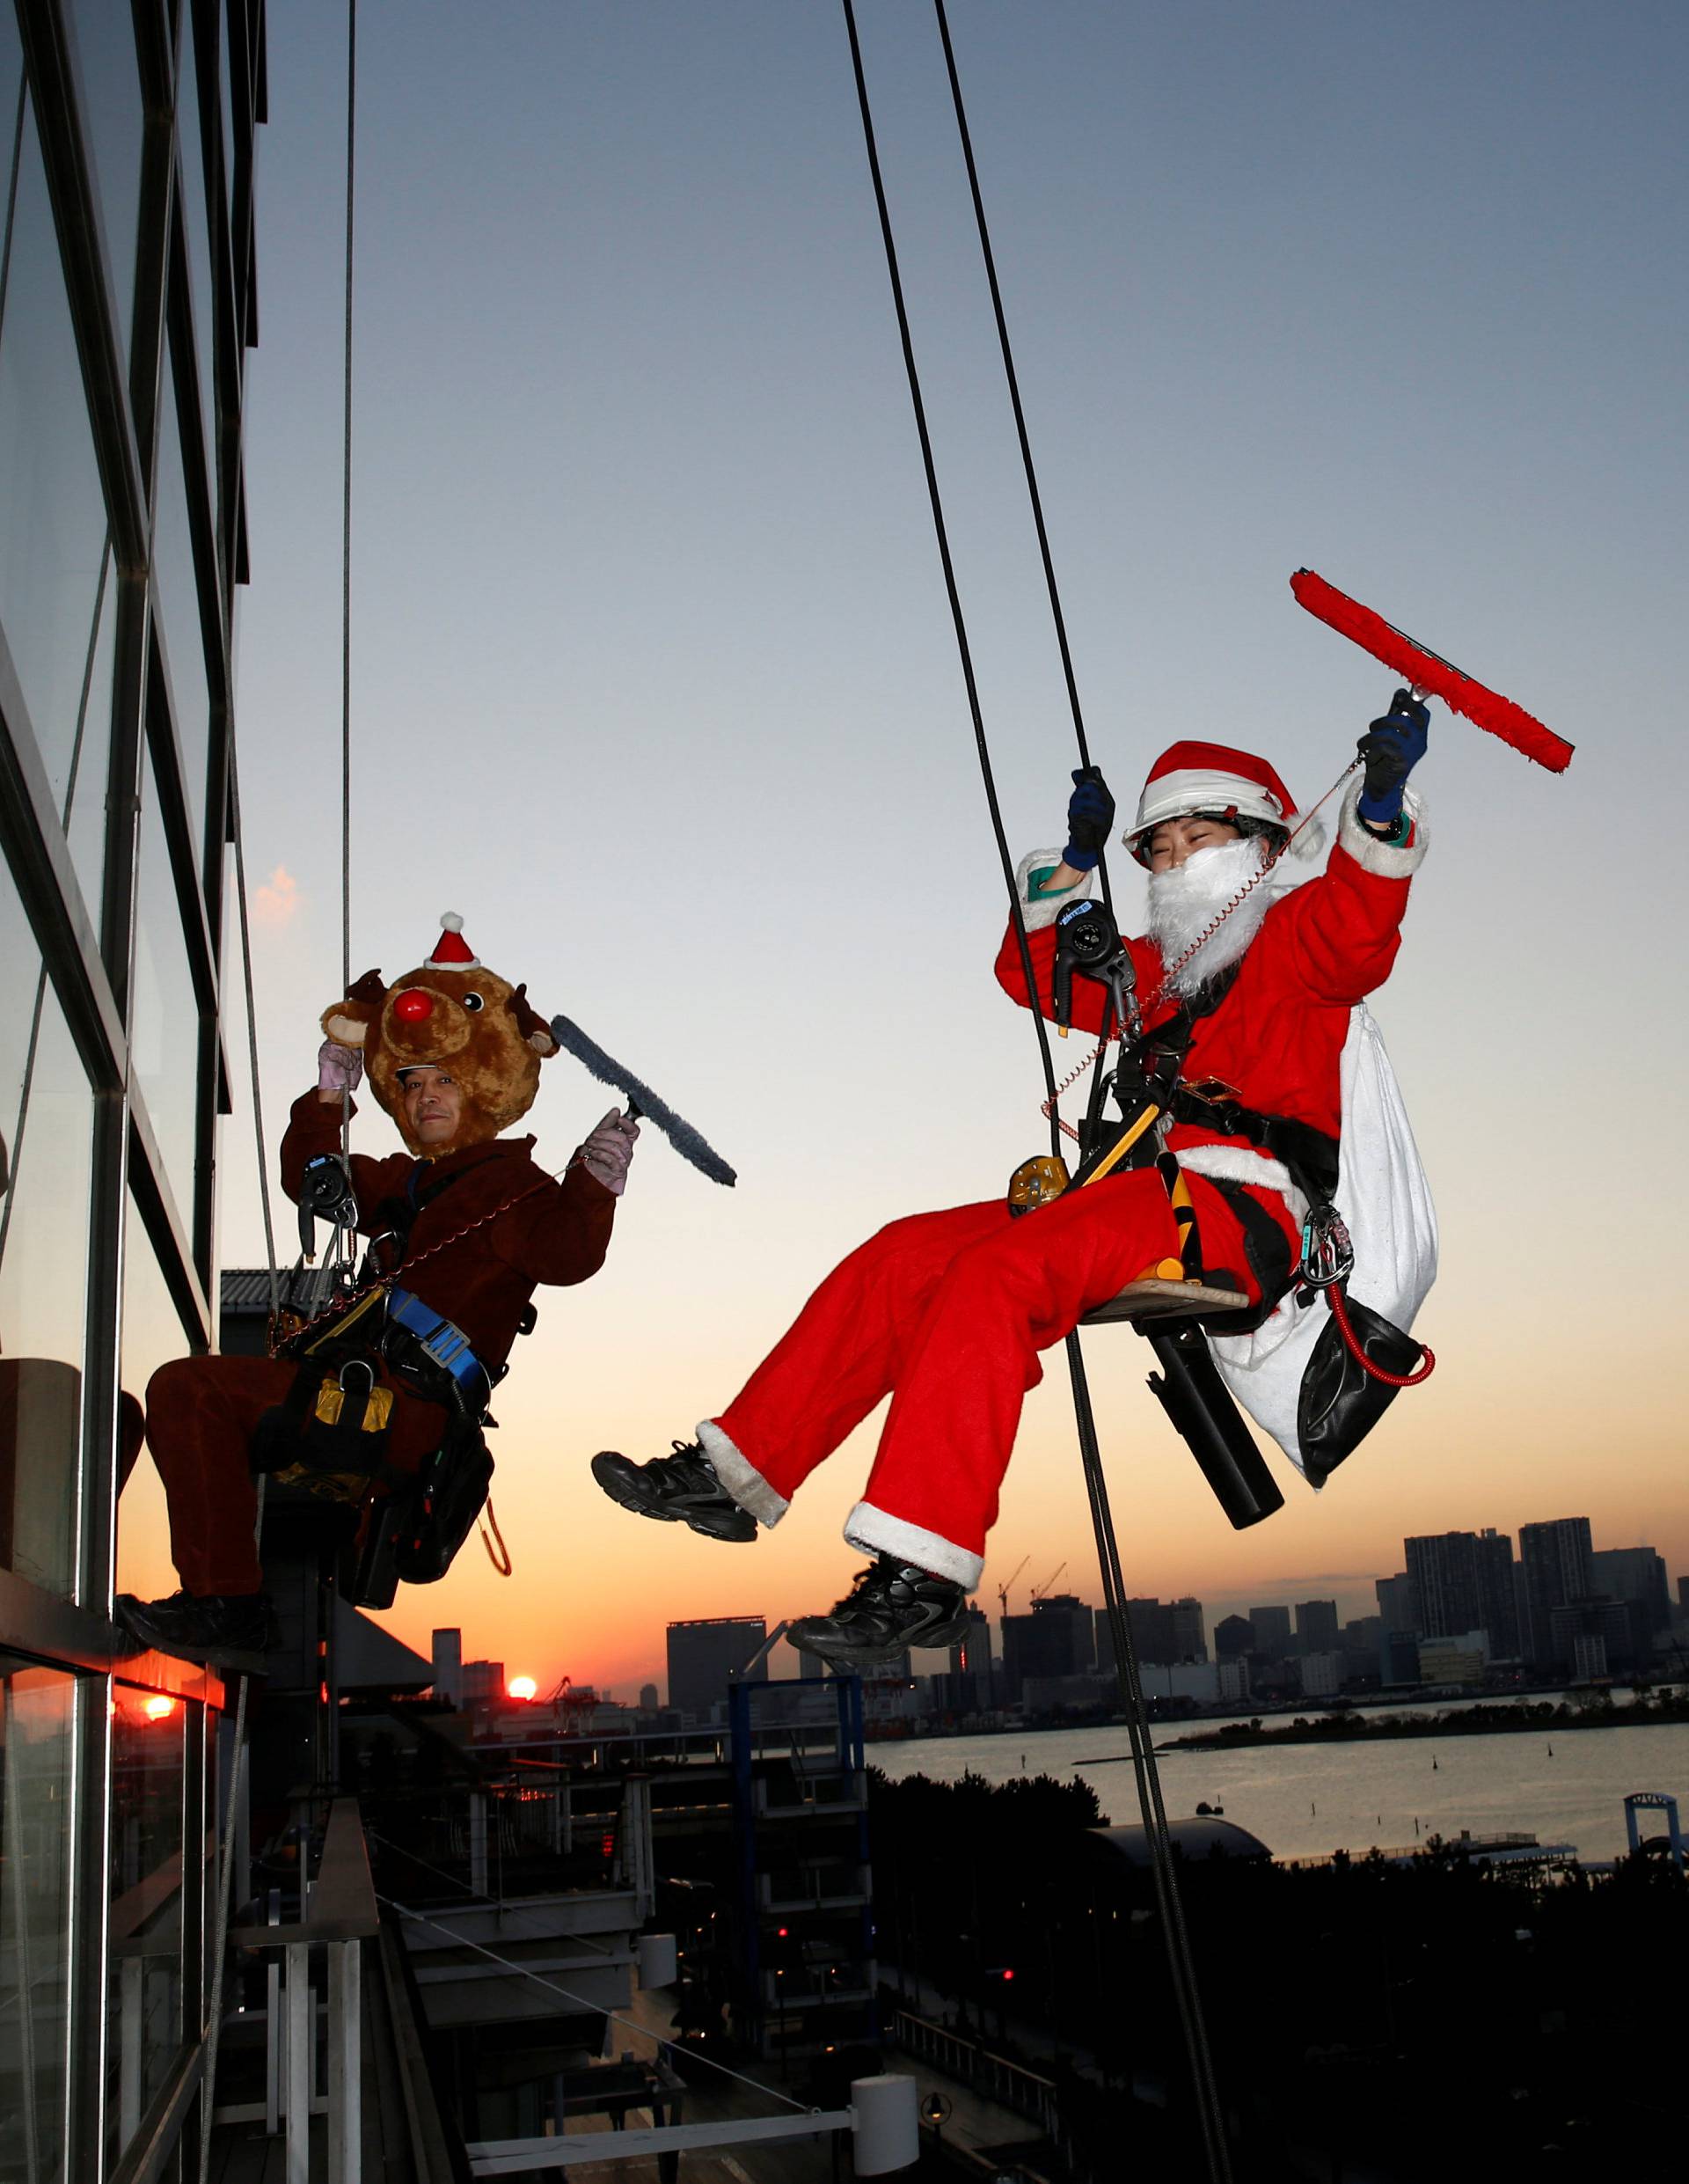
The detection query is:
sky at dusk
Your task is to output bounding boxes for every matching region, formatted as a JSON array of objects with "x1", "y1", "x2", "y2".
[{"x1": 110, "y1": 2, "x2": 1689, "y2": 1699}]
